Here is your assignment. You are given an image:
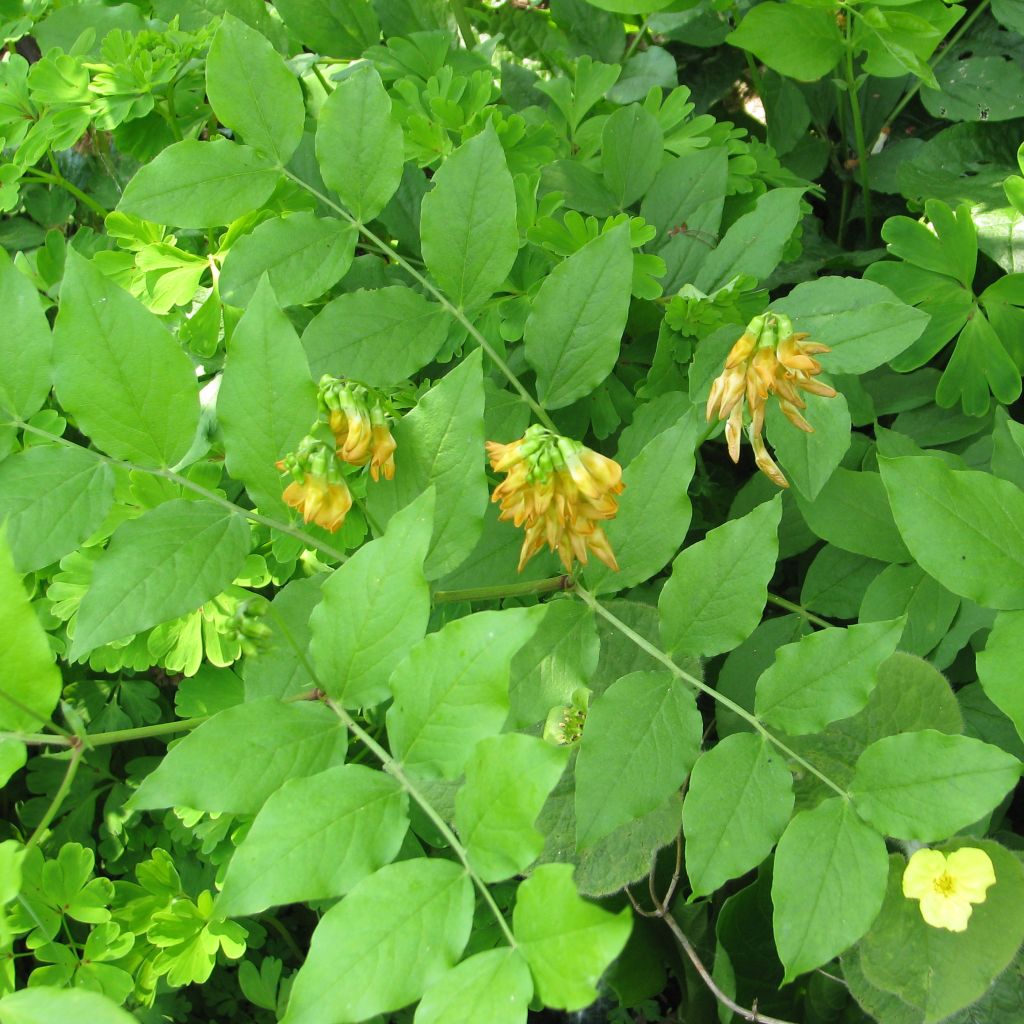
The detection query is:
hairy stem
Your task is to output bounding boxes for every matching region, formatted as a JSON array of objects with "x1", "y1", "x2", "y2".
[
  {"x1": 25, "y1": 747, "x2": 83, "y2": 850},
  {"x1": 766, "y1": 593, "x2": 834, "y2": 630},
  {"x1": 21, "y1": 168, "x2": 109, "y2": 219},
  {"x1": 842, "y1": 23, "x2": 872, "y2": 240}
]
